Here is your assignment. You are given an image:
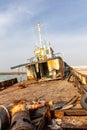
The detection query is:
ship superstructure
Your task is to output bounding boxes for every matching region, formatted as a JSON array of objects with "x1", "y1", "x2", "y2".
[
  {"x1": 34, "y1": 23, "x2": 54, "y2": 61},
  {"x1": 11, "y1": 23, "x2": 64, "y2": 81},
  {"x1": 25, "y1": 23, "x2": 64, "y2": 80}
]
